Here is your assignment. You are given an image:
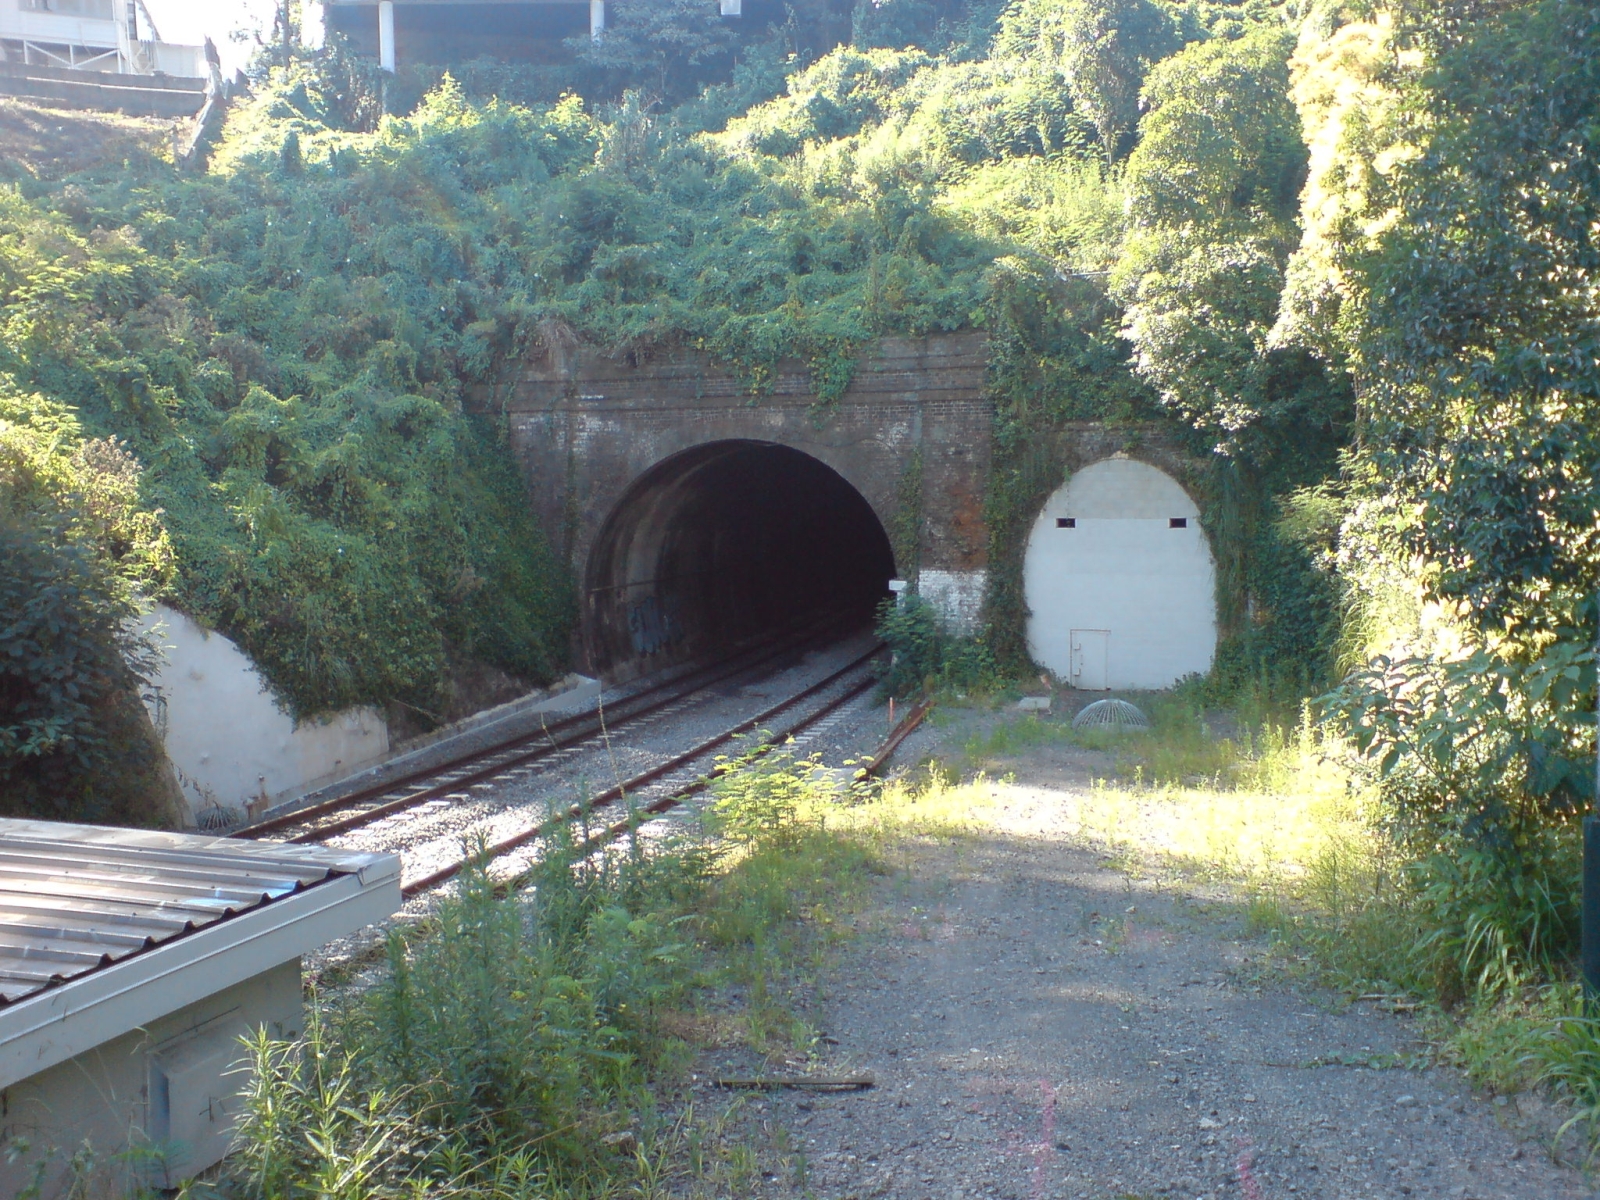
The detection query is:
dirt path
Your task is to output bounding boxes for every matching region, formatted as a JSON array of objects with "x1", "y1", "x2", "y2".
[{"x1": 766, "y1": 772, "x2": 1591, "y2": 1199}]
